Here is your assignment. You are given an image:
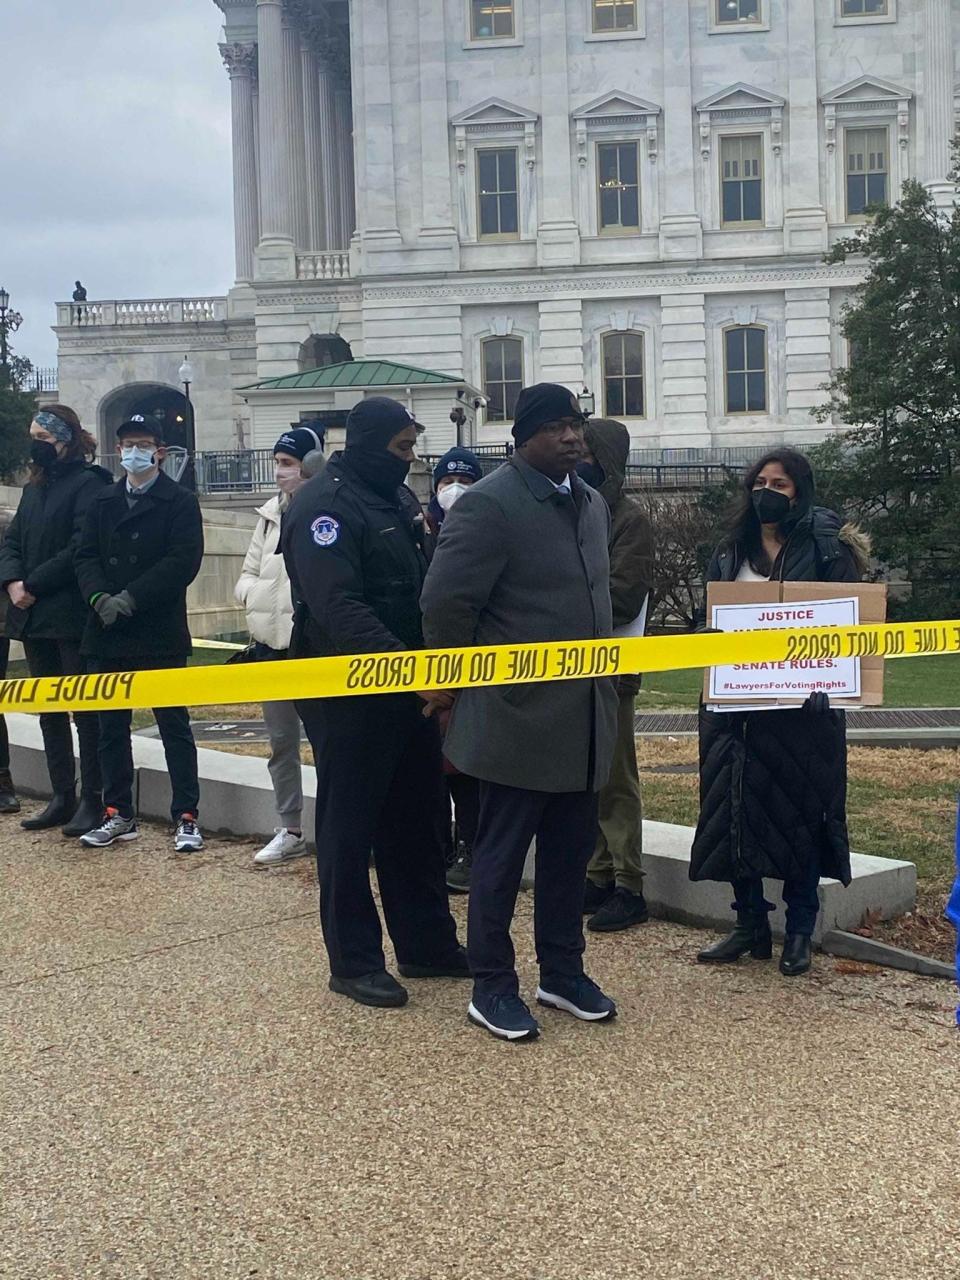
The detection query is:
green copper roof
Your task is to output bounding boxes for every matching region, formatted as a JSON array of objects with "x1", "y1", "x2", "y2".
[{"x1": 240, "y1": 359, "x2": 463, "y2": 391}]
